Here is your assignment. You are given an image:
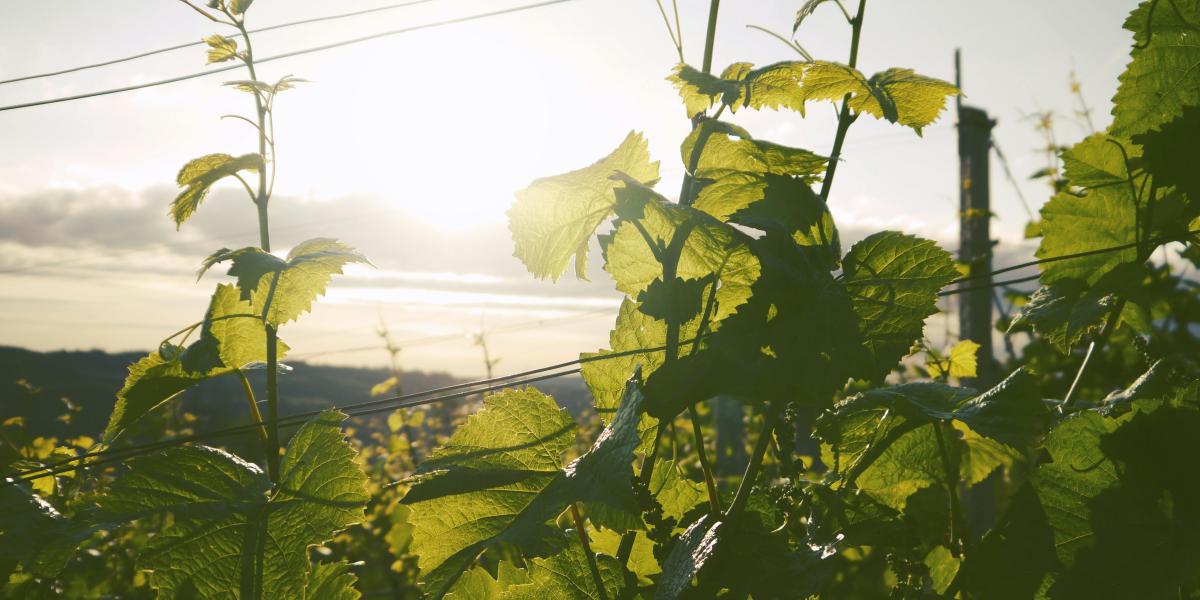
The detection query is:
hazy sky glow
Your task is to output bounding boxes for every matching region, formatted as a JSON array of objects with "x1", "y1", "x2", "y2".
[{"x1": 0, "y1": 0, "x2": 1137, "y2": 376}]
